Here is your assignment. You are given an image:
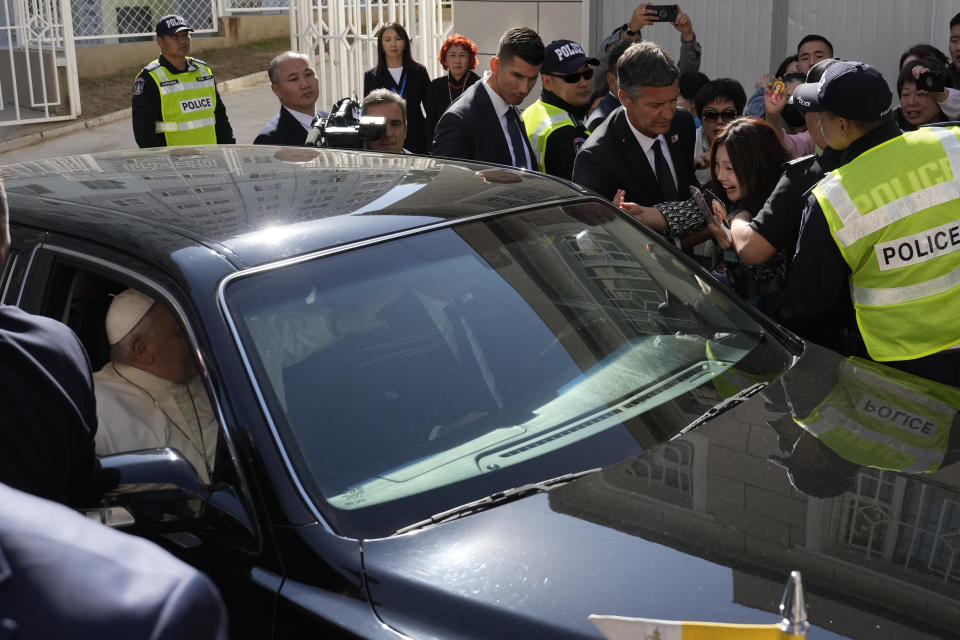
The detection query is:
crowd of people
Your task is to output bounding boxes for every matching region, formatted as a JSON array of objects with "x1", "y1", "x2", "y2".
[
  {"x1": 0, "y1": 5, "x2": 958, "y2": 634},
  {"x1": 130, "y1": 6, "x2": 960, "y2": 385}
]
